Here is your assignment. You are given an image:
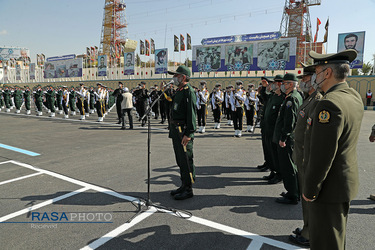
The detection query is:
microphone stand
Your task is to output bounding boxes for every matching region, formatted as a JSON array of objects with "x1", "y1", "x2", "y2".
[{"x1": 126, "y1": 83, "x2": 192, "y2": 223}]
